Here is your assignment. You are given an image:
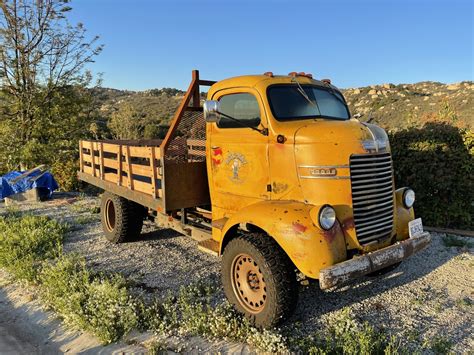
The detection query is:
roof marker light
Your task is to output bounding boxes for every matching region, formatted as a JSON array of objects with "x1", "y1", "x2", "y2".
[
  {"x1": 321, "y1": 79, "x2": 332, "y2": 84},
  {"x1": 263, "y1": 72, "x2": 274, "y2": 77}
]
